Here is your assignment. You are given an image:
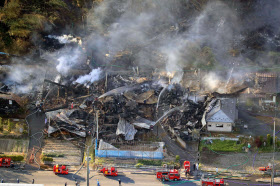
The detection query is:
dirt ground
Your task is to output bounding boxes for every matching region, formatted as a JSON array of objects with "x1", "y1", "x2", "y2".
[{"x1": 200, "y1": 150, "x2": 280, "y2": 173}]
